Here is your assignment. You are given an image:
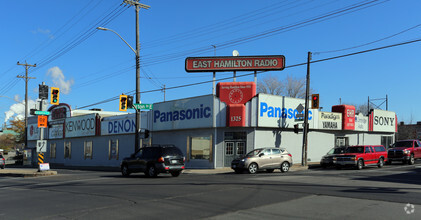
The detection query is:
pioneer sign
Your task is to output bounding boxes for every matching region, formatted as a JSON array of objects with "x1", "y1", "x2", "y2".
[{"x1": 185, "y1": 55, "x2": 285, "y2": 72}]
